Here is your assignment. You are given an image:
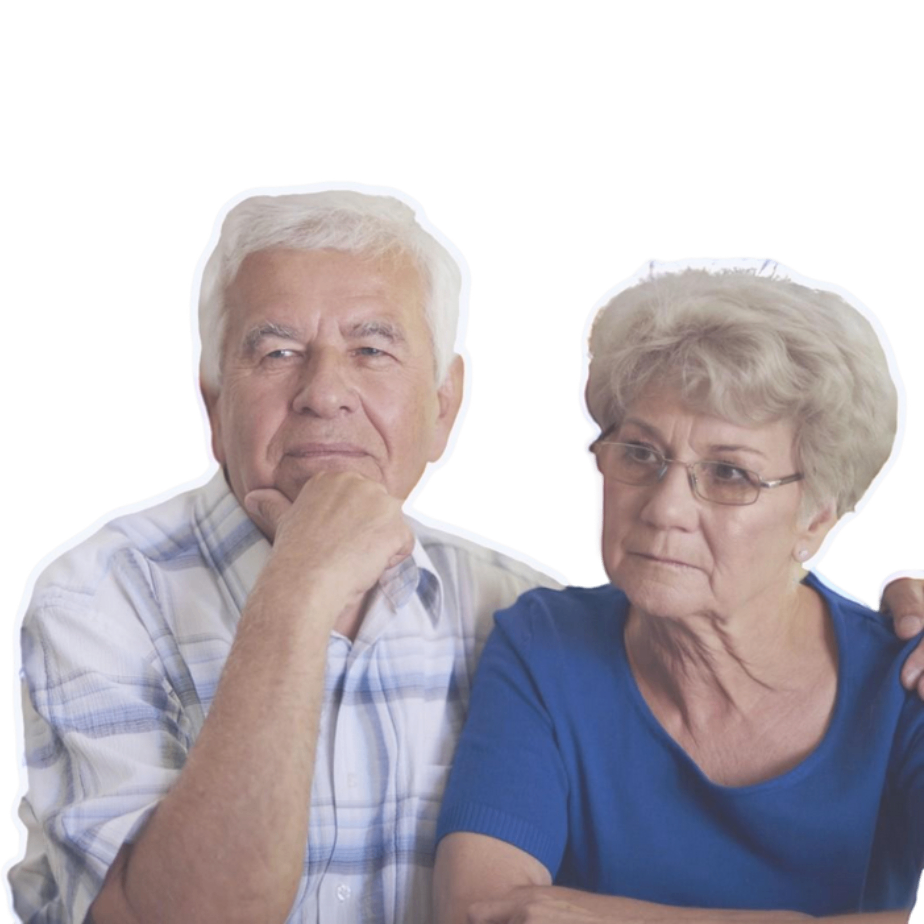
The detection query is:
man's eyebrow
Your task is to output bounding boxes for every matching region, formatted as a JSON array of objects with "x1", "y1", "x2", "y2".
[
  {"x1": 345, "y1": 319, "x2": 407, "y2": 344},
  {"x1": 241, "y1": 322, "x2": 303, "y2": 353}
]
